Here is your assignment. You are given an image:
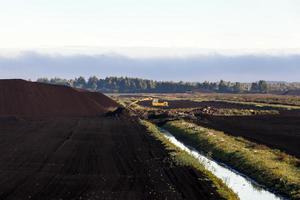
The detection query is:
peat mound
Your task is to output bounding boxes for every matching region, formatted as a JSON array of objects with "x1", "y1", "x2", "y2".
[{"x1": 0, "y1": 79, "x2": 118, "y2": 117}]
